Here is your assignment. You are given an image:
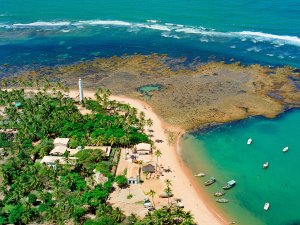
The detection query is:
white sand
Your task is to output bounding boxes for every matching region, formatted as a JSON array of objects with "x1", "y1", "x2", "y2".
[{"x1": 108, "y1": 94, "x2": 227, "y2": 225}]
